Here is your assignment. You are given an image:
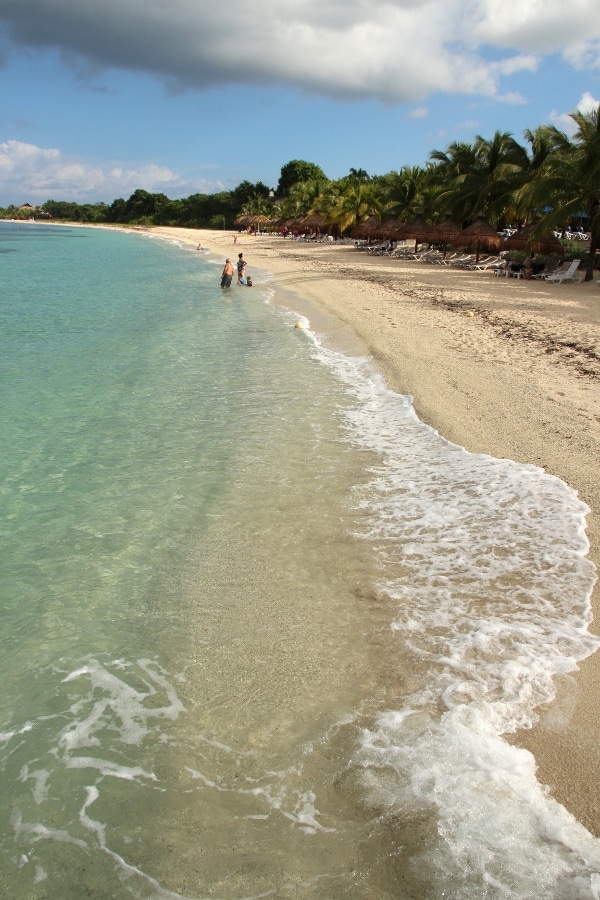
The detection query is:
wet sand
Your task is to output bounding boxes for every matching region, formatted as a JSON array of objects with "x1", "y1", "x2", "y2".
[{"x1": 151, "y1": 226, "x2": 600, "y2": 835}]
